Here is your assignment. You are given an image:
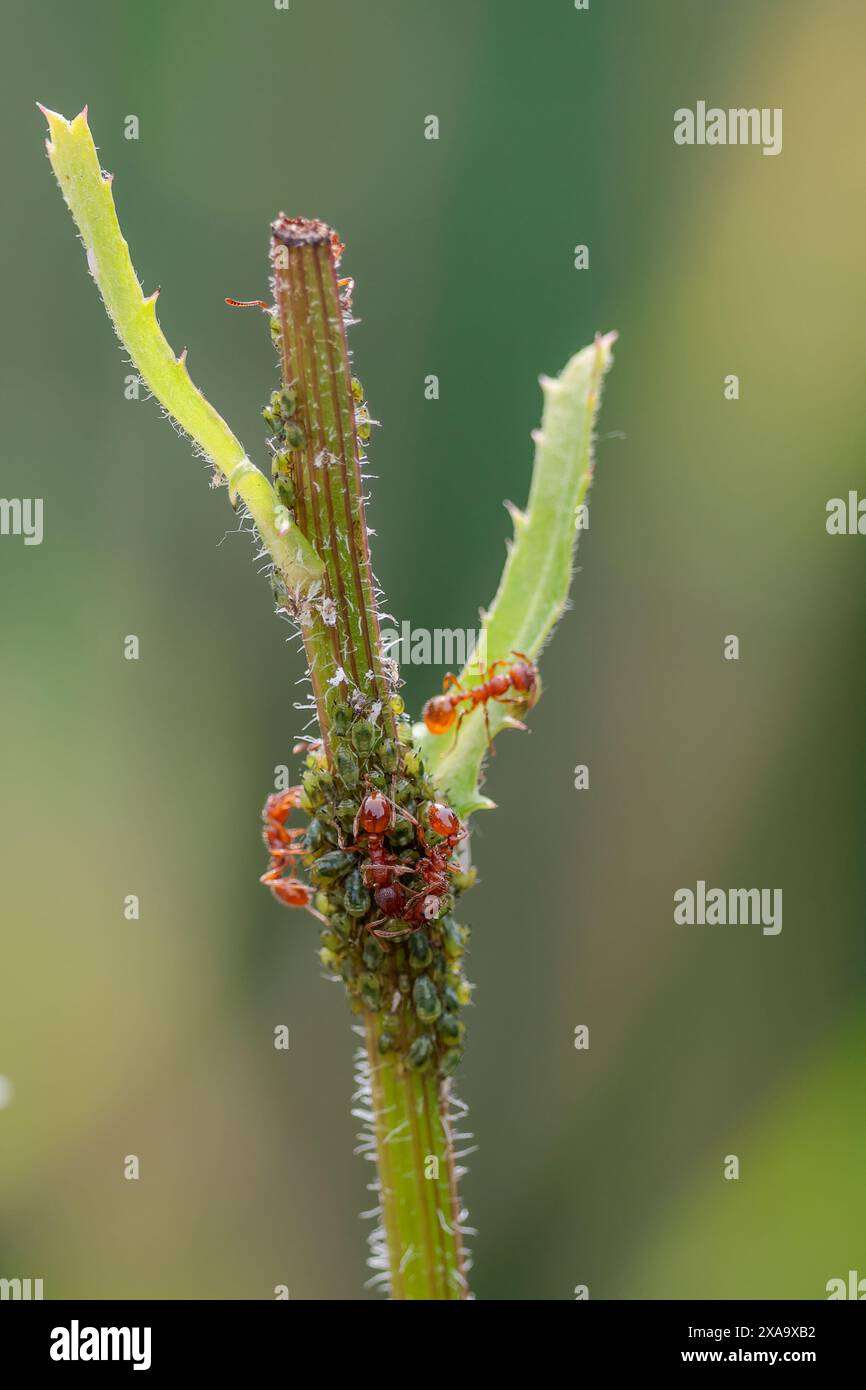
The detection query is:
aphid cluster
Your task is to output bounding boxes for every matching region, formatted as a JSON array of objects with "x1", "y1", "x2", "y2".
[
  {"x1": 262, "y1": 383, "x2": 304, "y2": 514},
  {"x1": 260, "y1": 689, "x2": 473, "y2": 1077}
]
